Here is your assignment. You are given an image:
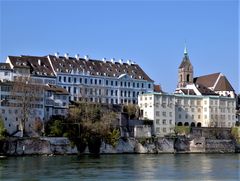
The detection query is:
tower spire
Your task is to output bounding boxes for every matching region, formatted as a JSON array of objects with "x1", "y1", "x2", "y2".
[{"x1": 184, "y1": 43, "x2": 188, "y2": 55}]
